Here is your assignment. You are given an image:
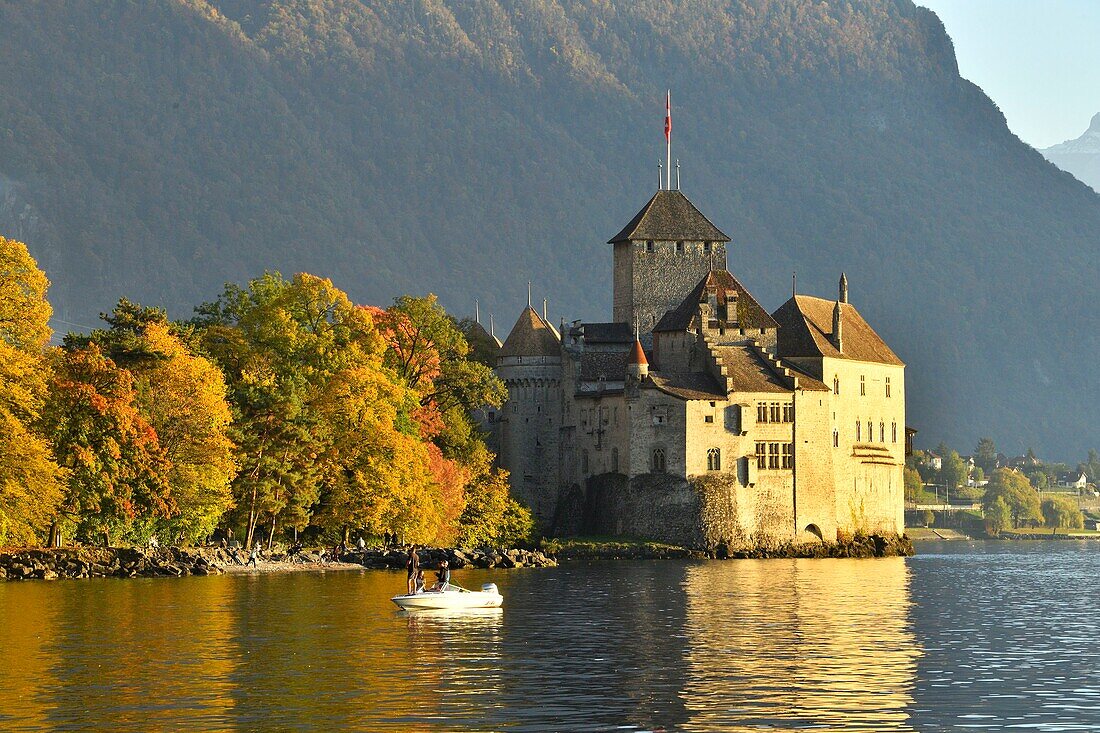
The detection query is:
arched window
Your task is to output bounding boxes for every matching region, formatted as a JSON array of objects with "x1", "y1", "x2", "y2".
[
  {"x1": 652, "y1": 448, "x2": 666, "y2": 473},
  {"x1": 833, "y1": 376, "x2": 839, "y2": 394},
  {"x1": 833, "y1": 428, "x2": 839, "y2": 448},
  {"x1": 867, "y1": 420, "x2": 873, "y2": 442},
  {"x1": 879, "y1": 421, "x2": 885, "y2": 442},
  {"x1": 856, "y1": 421, "x2": 861, "y2": 441},
  {"x1": 891, "y1": 421, "x2": 898, "y2": 443},
  {"x1": 707, "y1": 448, "x2": 721, "y2": 471}
]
